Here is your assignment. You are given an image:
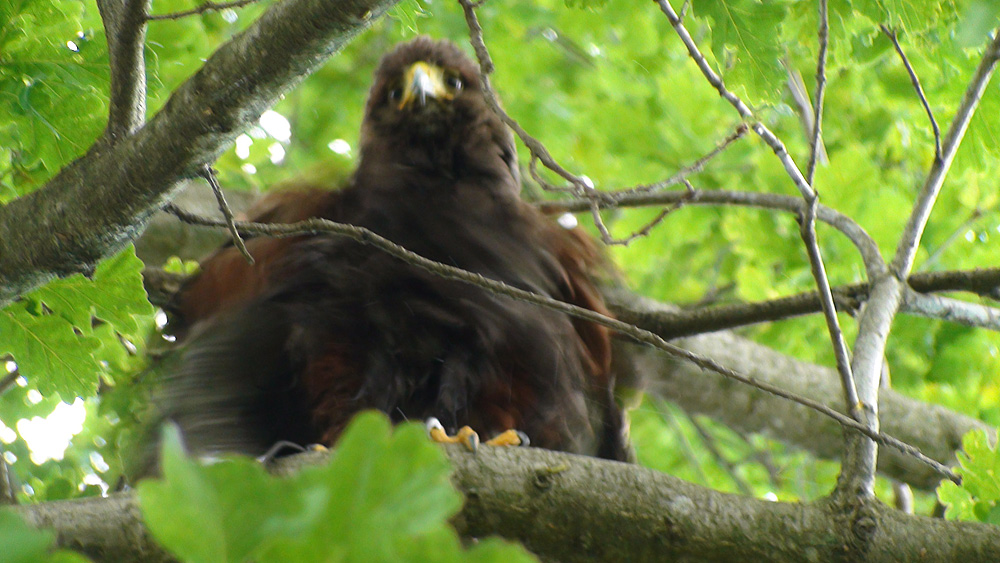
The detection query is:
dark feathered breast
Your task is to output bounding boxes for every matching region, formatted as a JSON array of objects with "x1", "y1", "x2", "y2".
[{"x1": 159, "y1": 36, "x2": 629, "y2": 465}]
